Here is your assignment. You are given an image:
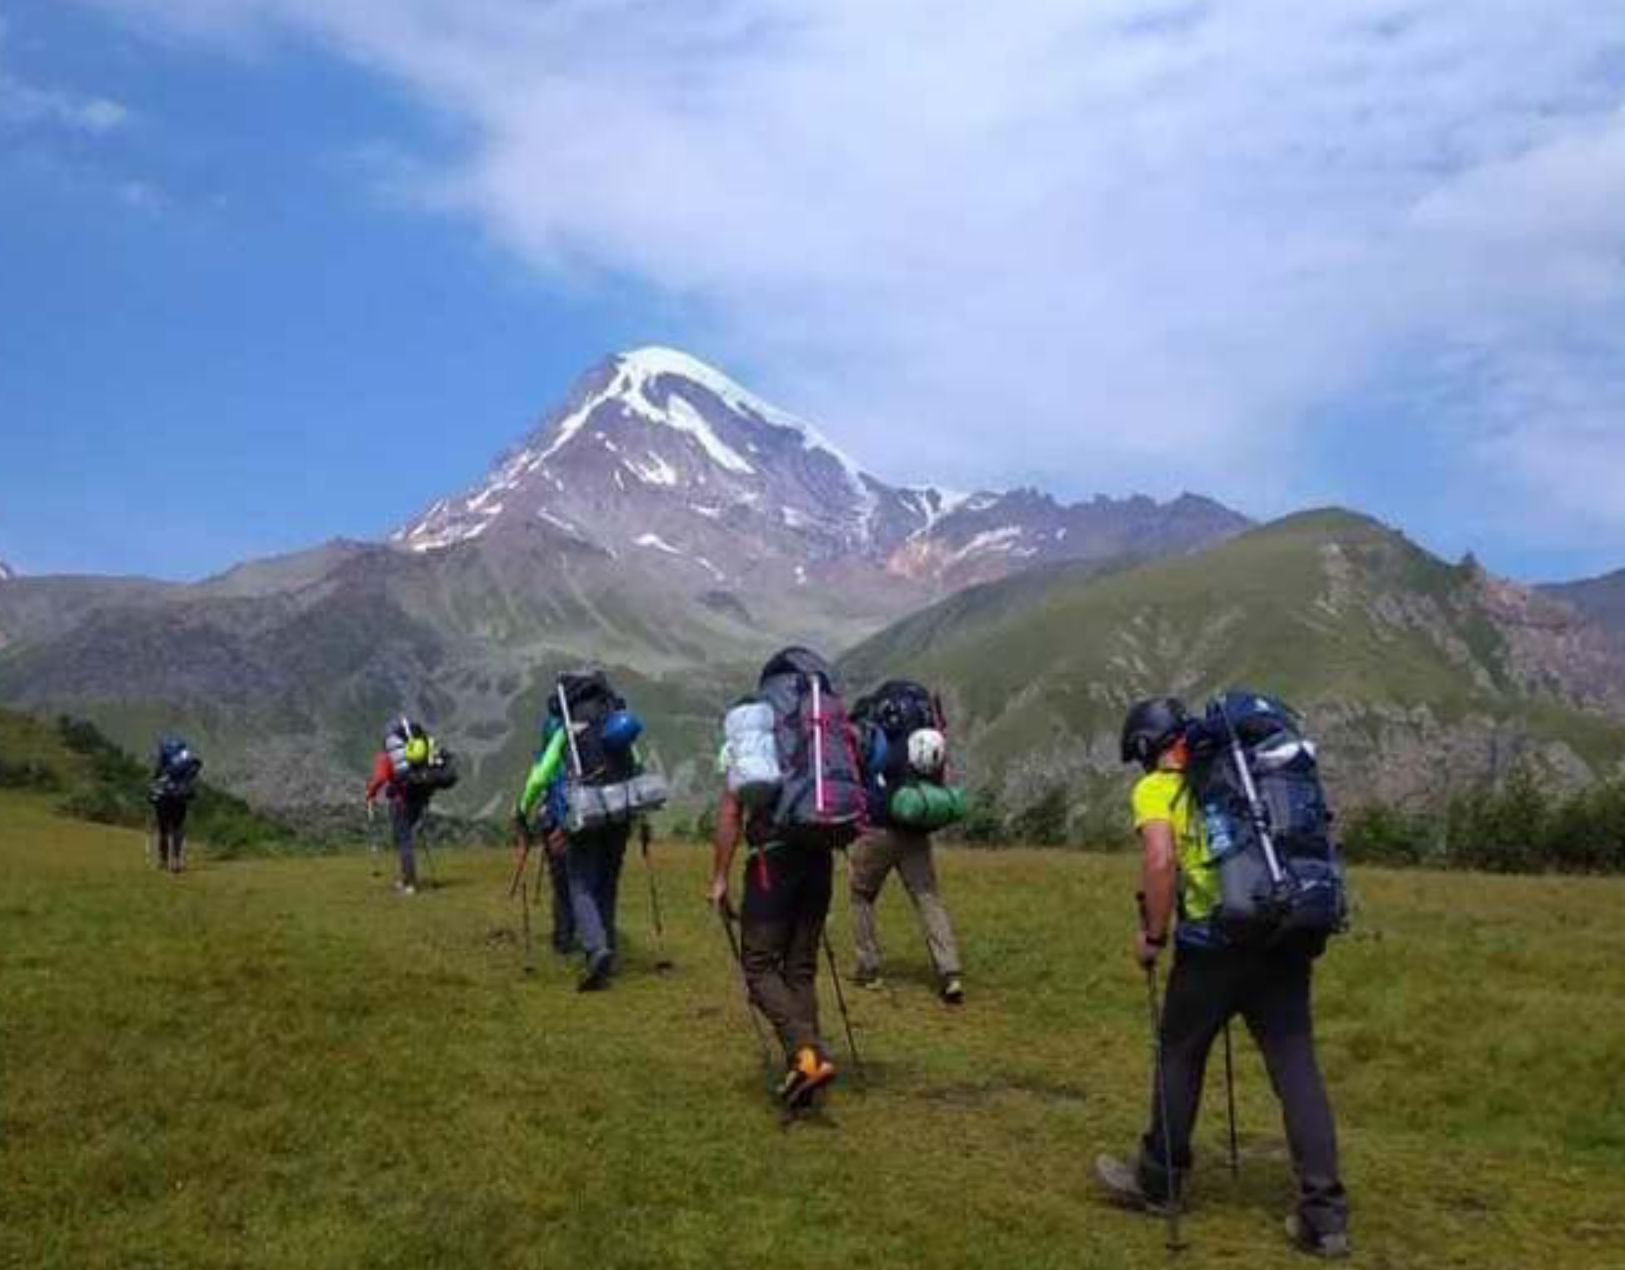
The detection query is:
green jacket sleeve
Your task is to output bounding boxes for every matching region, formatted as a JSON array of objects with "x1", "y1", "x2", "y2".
[{"x1": 517, "y1": 729, "x2": 568, "y2": 819}]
